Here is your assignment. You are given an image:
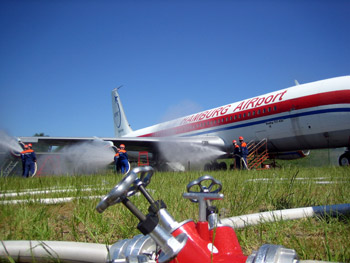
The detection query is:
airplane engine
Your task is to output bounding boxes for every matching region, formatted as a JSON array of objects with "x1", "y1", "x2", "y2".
[
  {"x1": 339, "y1": 149, "x2": 350, "y2": 166},
  {"x1": 269, "y1": 150, "x2": 310, "y2": 160}
]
